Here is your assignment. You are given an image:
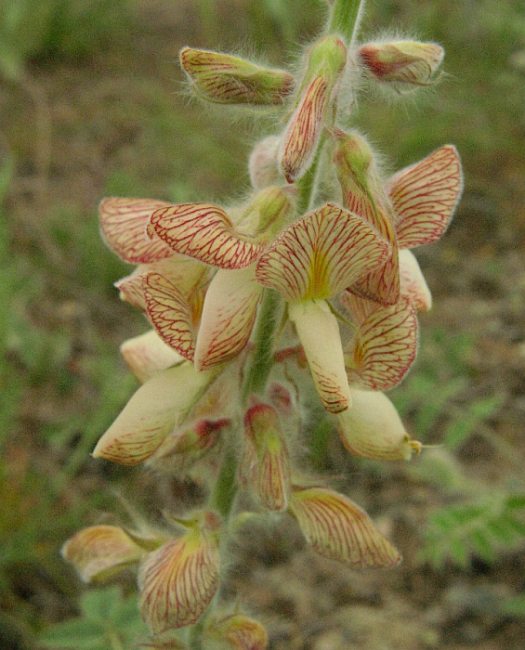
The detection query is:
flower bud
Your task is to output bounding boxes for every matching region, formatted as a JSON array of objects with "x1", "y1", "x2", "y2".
[
  {"x1": 207, "y1": 613, "x2": 269, "y2": 649},
  {"x1": 61, "y1": 525, "x2": 148, "y2": 583},
  {"x1": 337, "y1": 389, "x2": 422, "y2": 460},
  {"x1": 150, "y1": 417, "x2": 229, "y2": 470},
  {"x1": 243, "y1": 403, "x2": 291, "y2": 511},
  {"x1": 359, "y1": 40, "x2": 444, "y2": 88},
  {"x1": 248, "y1": 135, "x2": 281, "y2": 189},
  {"x1": 138, "y1": 630, "x2": 187, "y2": 649},
  {"x1": 280, "y1": 36, "x2": 347, "y2": 183},
  {"x1": 180, "y1": 47, "x2": 294, "y2": 105},
  {"x1": 236, "y1": 185, "x2": 295, "y2": 239},
  {"x1": 138, "y1": 512, "x2": 221, "y2": 632}
]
